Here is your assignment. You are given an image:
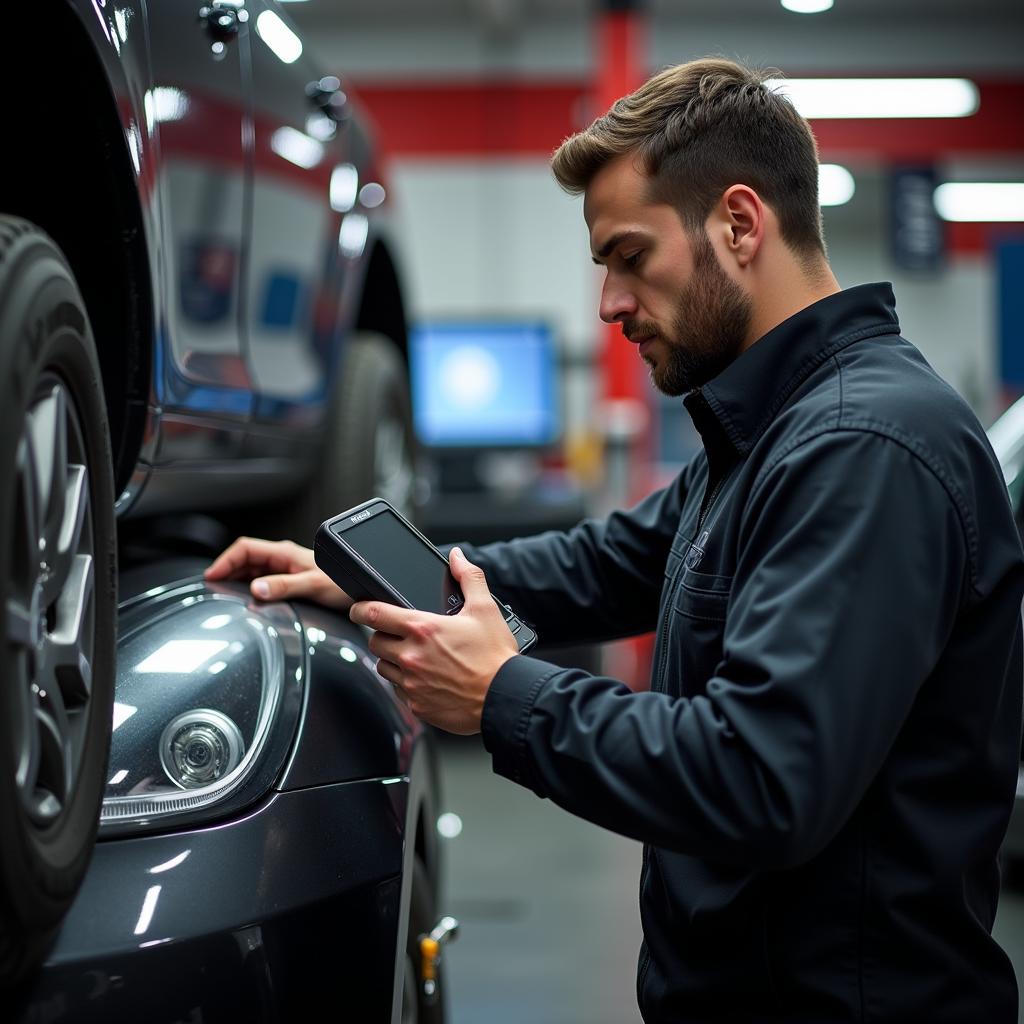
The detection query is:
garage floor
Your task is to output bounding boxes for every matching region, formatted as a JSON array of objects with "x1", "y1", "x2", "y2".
[{"x1": 436, "y1": 735, "x2": 1024, "y2": 1024}]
